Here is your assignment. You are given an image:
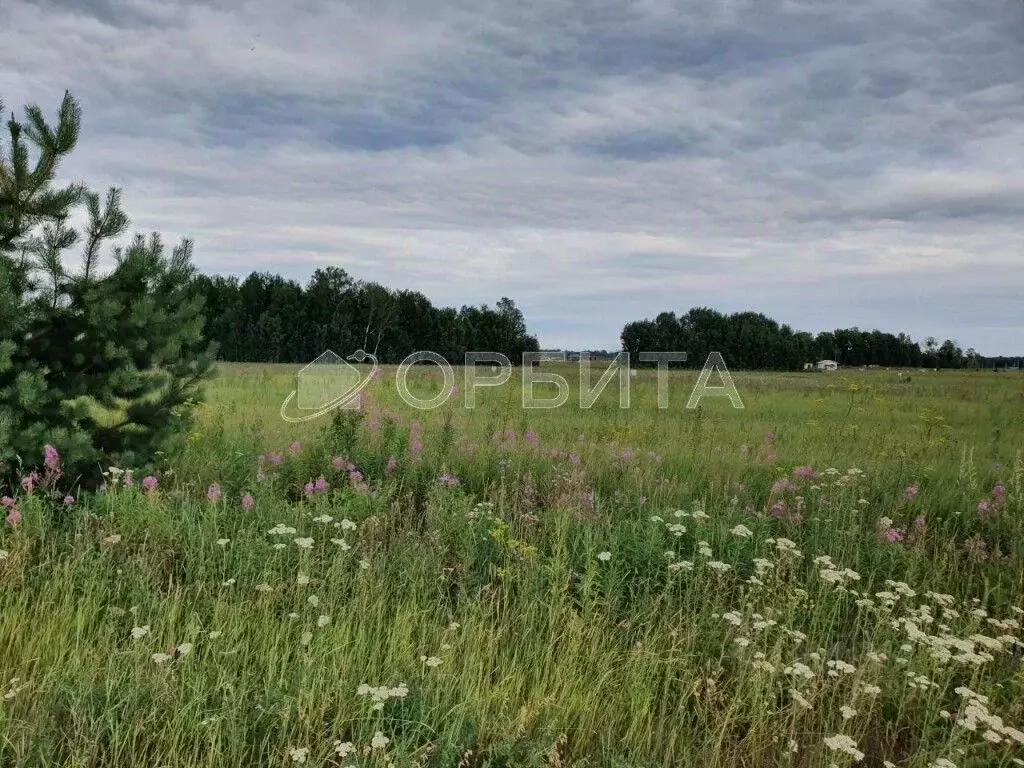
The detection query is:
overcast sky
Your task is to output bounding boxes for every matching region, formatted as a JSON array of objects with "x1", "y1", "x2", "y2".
[{"x1": 2, "y1": 0, "x2": 1024, "y2": 354}]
